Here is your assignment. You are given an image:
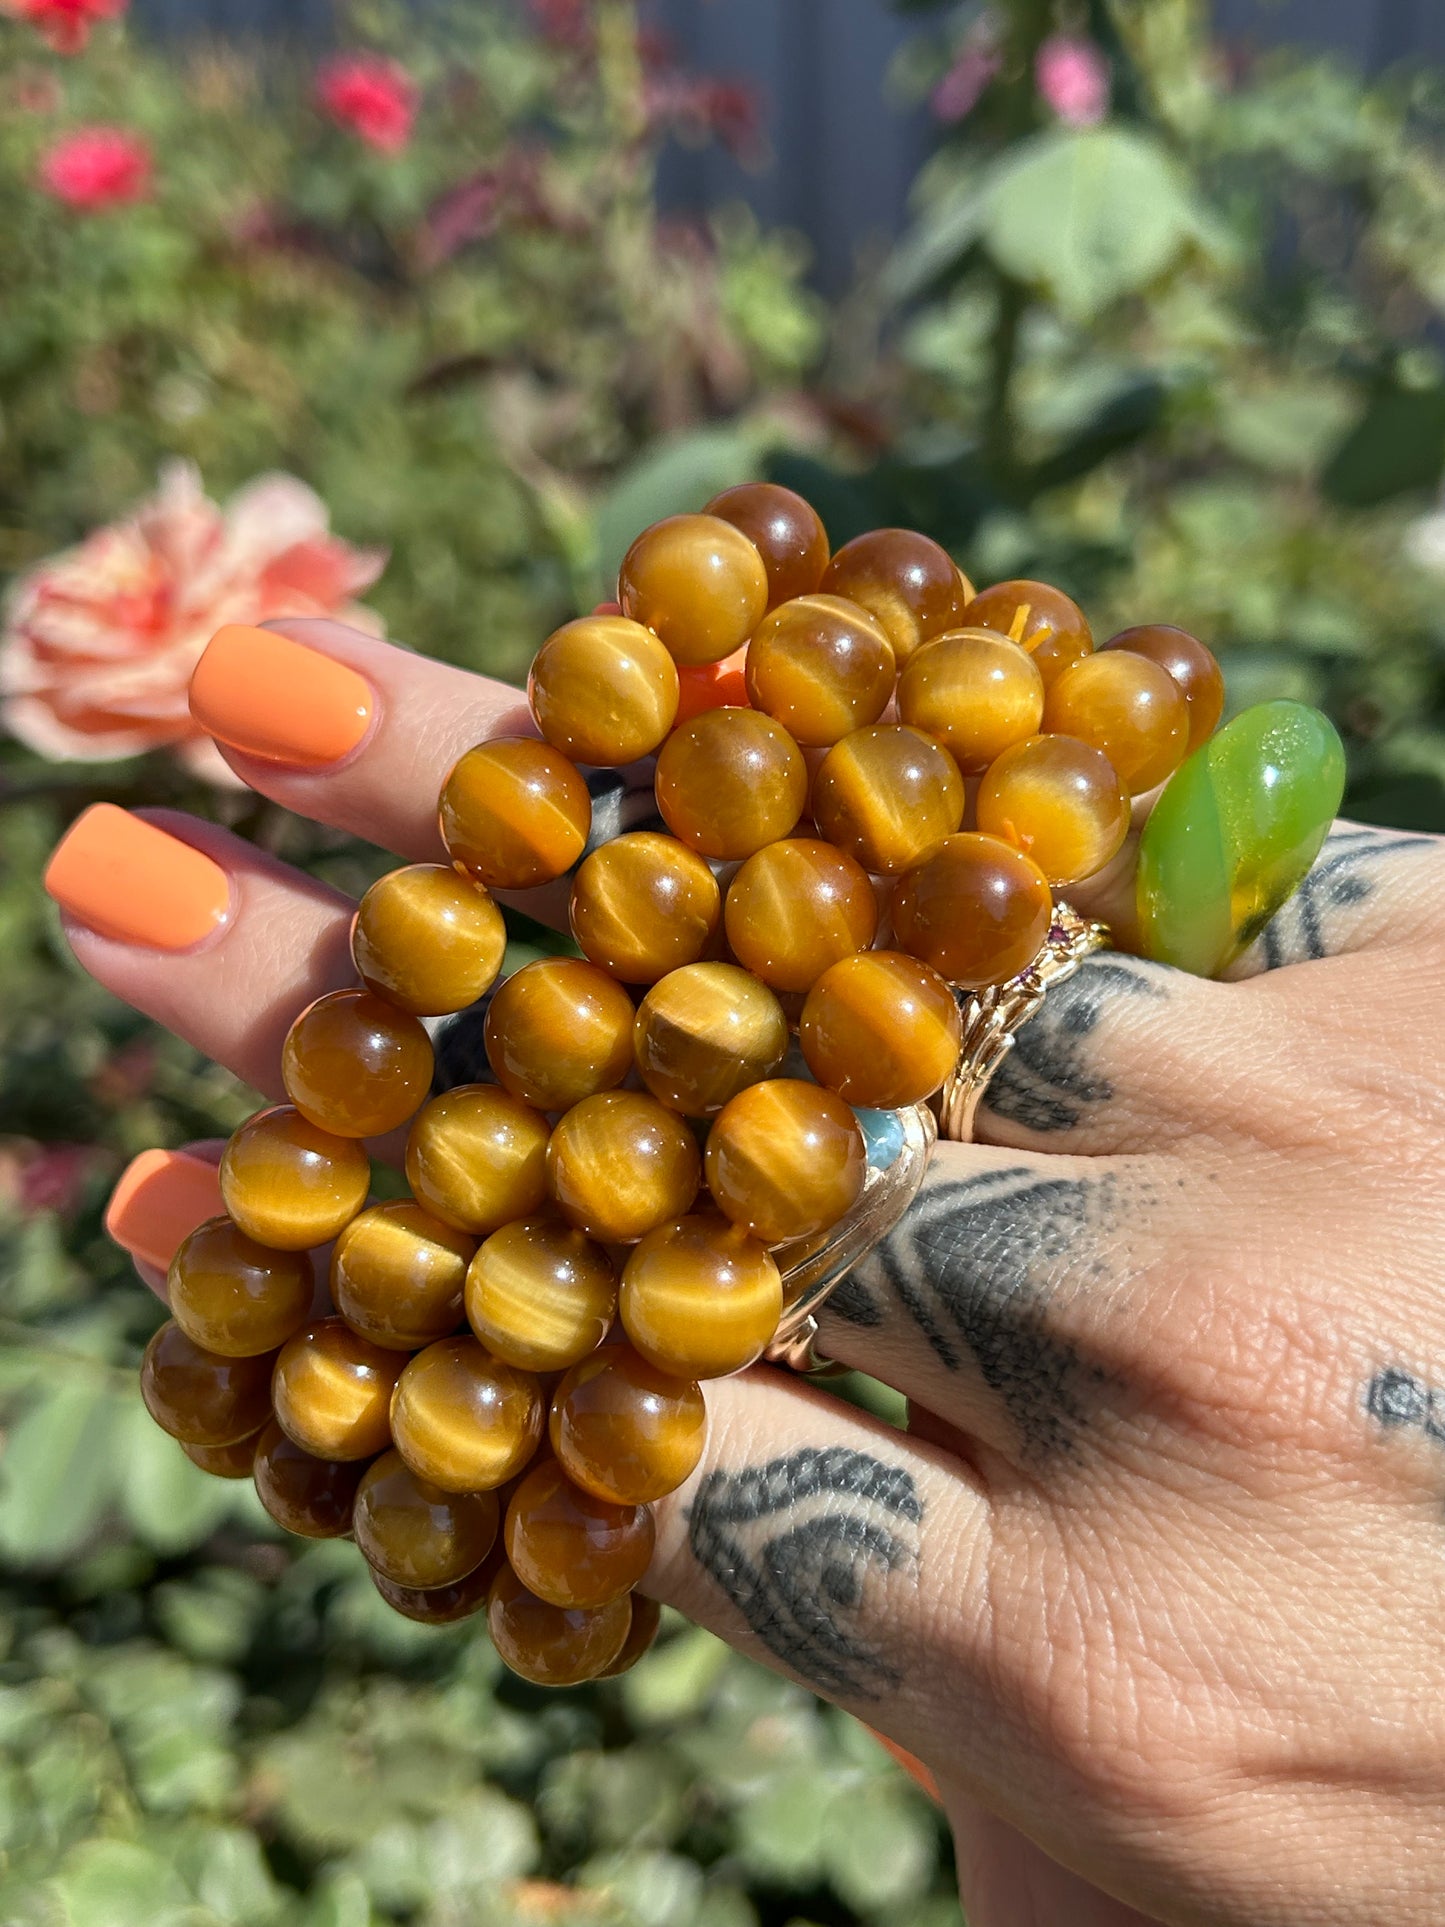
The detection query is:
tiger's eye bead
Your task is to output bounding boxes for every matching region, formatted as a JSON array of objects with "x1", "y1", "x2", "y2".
[
  {"x1": 896, "y1": 629, "x2": 1045, "y2": 773},
  {"x1": 272, "y1": 1317, "x2": 407, "y2": 1462},
  {"x1": 821, "y1": 528, "x2": 971, "y2": 666},
  {"x1": 353, "y1": 1448, "x2": 499, "y2": 1588},
  {"x1": 618, "y1": 514, "x2": 769, "y2": 666},
  {"x1": 811, "y1": 724, "x2": 964, "y2": 875},
  {"x1": 168, "y1": 1217, "x2": 312, "y2": 1358},
  {"x1": 799, "y1": 951, "x2": 961, "y2": 1108},
  {"x1": 504, "y1": 1459, "x2": 655, "y2": 1609},
  {"x1": 528, "y1": 615, "x2": 680, "y2": 765},
  {"x1": 550, "y1": 1344, "x2": 706, "y2": 1505},
  {"x1": 439, "y1": 737, "x2": 591, "y2": 890},
  {"x1": 962, "y1": 579, "x2": 1093, "y2": 688},
  {"x1": 621, "y1": 1213, "x2": 782, "y2": 1379},
  {"x1": 487, "y1": 1561, "x2": 631, "y2": 1686},
  {"x1": 181, "y1": 1429, "x2": 263, "y2": 1479},
  {"x1": 724, "y1": 838, "x2": 878, "y2": 992},
  {"x1": 570, "y1": 832, "x2": 721, "y2": 984},
  {"x1": 633, "y1": 963, "x2": 788, "y2": 1116},
  {"x1": 370, "y1": 1553, "x2": 500, "y2": 1625},
  {"x1": 221, "y1": 1105, "x2": 371, "y2": 1252},
  {"x1": 466, "y1": 1217, "x2": 616, "y2": 1372},
  {"x1": 390, "y1": 1337, "x2": 543, "y2": 1492},
  {"x1": 331, "y1": 1202, "x2": 474, "y2": 1351},
  {"x1": 252, "y1": 1420, "x2": 365, "y2": 1539},
  {"x1": 1044, "y1": 652, "x2": 1190, "y2": 793},
  {"x1": 352, "y1": 864, "x2": 506, "y2": 1018},
  {"x1": 546, "y1": 1092, "x2": 701, "y2": 1243},
  {"x1": 892, "y1": 832, "x2": 1052, "y2": 989},
  {"x1": 744, "y1": 594, "x2": 895, "y2": 746},
  {"x1": 976, "y1": 734, "x2": 1129, "y2": 885},
  {"x1": 1103, "y1": 624, "x2": 1225, "y2": 750},
  {"x1": 654, "y1": 707, "x2": 807, "y2": 859},
  {"x1": 706, "y1": 482, "x2": 829, "y2": 607},
  {"x1": 598, "y1": 1591, "x2": 662, "y2": 1676},
  {"x1": 484, "y1": 958, "x2": 635, "y2": 1111},
  {"x1": 140, "y1": 1321, "x2": 276, "y2": 1447},
  {"x1": 405, "y1": 1086, "x2": 550, "y2": 1236},
  {"x1": 282, "y1": 988, "x2": 434, "y2": 1140},
  {"x1": 704, "y1": 1079, "x2": 866, "y2": 1245}
]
